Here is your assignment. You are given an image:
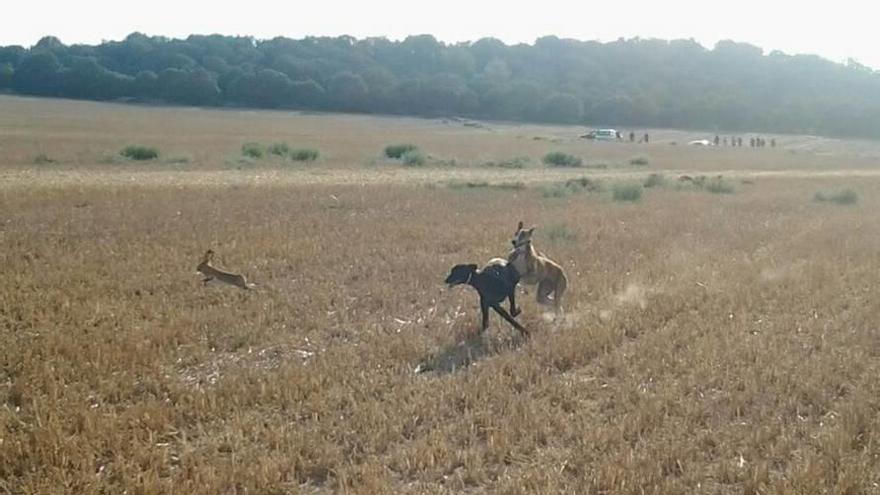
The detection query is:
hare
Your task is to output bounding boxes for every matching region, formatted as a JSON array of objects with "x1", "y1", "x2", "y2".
[{"x1": 196, "y1": 250, "x2": 254, "y2": 290}]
